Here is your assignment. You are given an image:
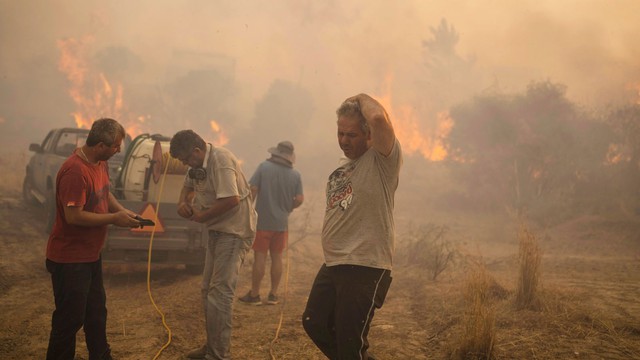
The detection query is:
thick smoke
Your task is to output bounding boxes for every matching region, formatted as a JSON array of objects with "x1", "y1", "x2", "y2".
[{"x1": 1, "y1": 0, "x2": 639, "y2": 190}]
